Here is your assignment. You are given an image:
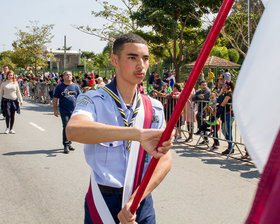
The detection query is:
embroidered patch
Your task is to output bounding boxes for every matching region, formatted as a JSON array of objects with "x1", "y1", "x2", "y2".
[
  {"x1": 152, "y1": 115, "x2": 159, "y2": 123},
  {"x1": 76, "y1": 96, "x2": 93, "y2": 106}
]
